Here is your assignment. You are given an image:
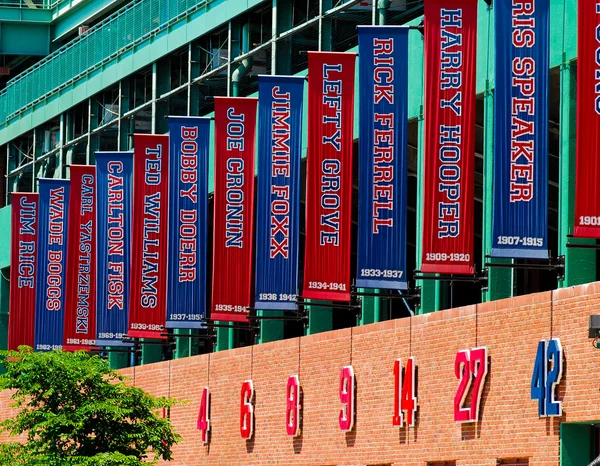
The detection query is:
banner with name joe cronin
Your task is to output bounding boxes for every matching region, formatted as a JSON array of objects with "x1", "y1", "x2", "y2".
[
  {"x1": 167, "y1": 117, "x2": 210, "y2": 328},
  {"x1": 356, "y1": 26, "x2": 409, "y2": 290},
  {"x1": 574, "y1": 1, "x2": 600, "y2": 237},
  {"x1": 421, "y1": 0, "x2": 477, "y2": 275},
  {"x1": 303, "y1": 51, "x2": 356, "y2": 301},
  {"x1": 129, "y1": 134, "x2": 169, "y2": 338},
  {"x1": 64, "y1": 165, "x2": 97, "y2": 350},
  {"x1": 212, "y1": 97, "x2": 257, "y2": 323},
  {"x1": 96, "y1": 152, "x2": 133, "y2": 347},
  {"x1": 492, "y1": 0, "x2": 549, "y2": 258},
  {"x1": 8, "y1": 193, "x2": 39, "y2": 350},
  {"x1": 255, "y1": 76, "x2": 303, "y2": 310},
  {"x1": 34, "y1": 179, "x2": 70, "y2": 352}
]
